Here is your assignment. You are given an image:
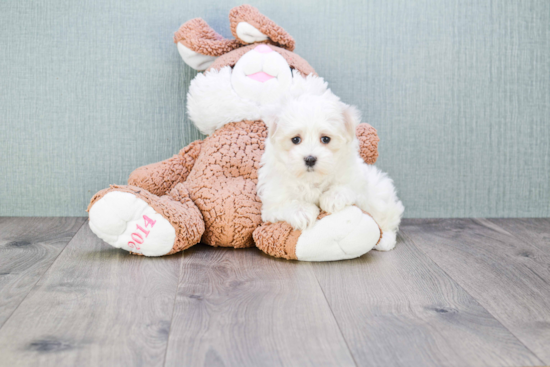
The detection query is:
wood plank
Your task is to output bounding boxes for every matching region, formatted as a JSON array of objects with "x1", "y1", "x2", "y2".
[
  {"x1": 0, "y1": 217, "x2": 85, "y2": 329},
  {"x1": 487, "y1": 218, "x2": 550, "y2": 254},
  {"x1": 311, "y1": 231, "x2": 542, "y2": 367},
  {"x1": 164, "y1": 245, "x2": 356, "y2": 367},
  {"x1": 401, "y1": 218, "x2": 550, "y2": 364},
  {"x1": 0, "y1": 223, "x2": 182, "y2": 367}
]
